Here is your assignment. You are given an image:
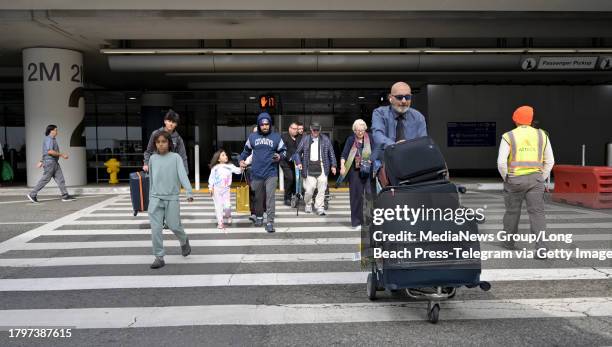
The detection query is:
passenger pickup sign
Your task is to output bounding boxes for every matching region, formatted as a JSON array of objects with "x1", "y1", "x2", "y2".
[{"x1": 537, "y1": 56, "x2": 598, "y2": 70}]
